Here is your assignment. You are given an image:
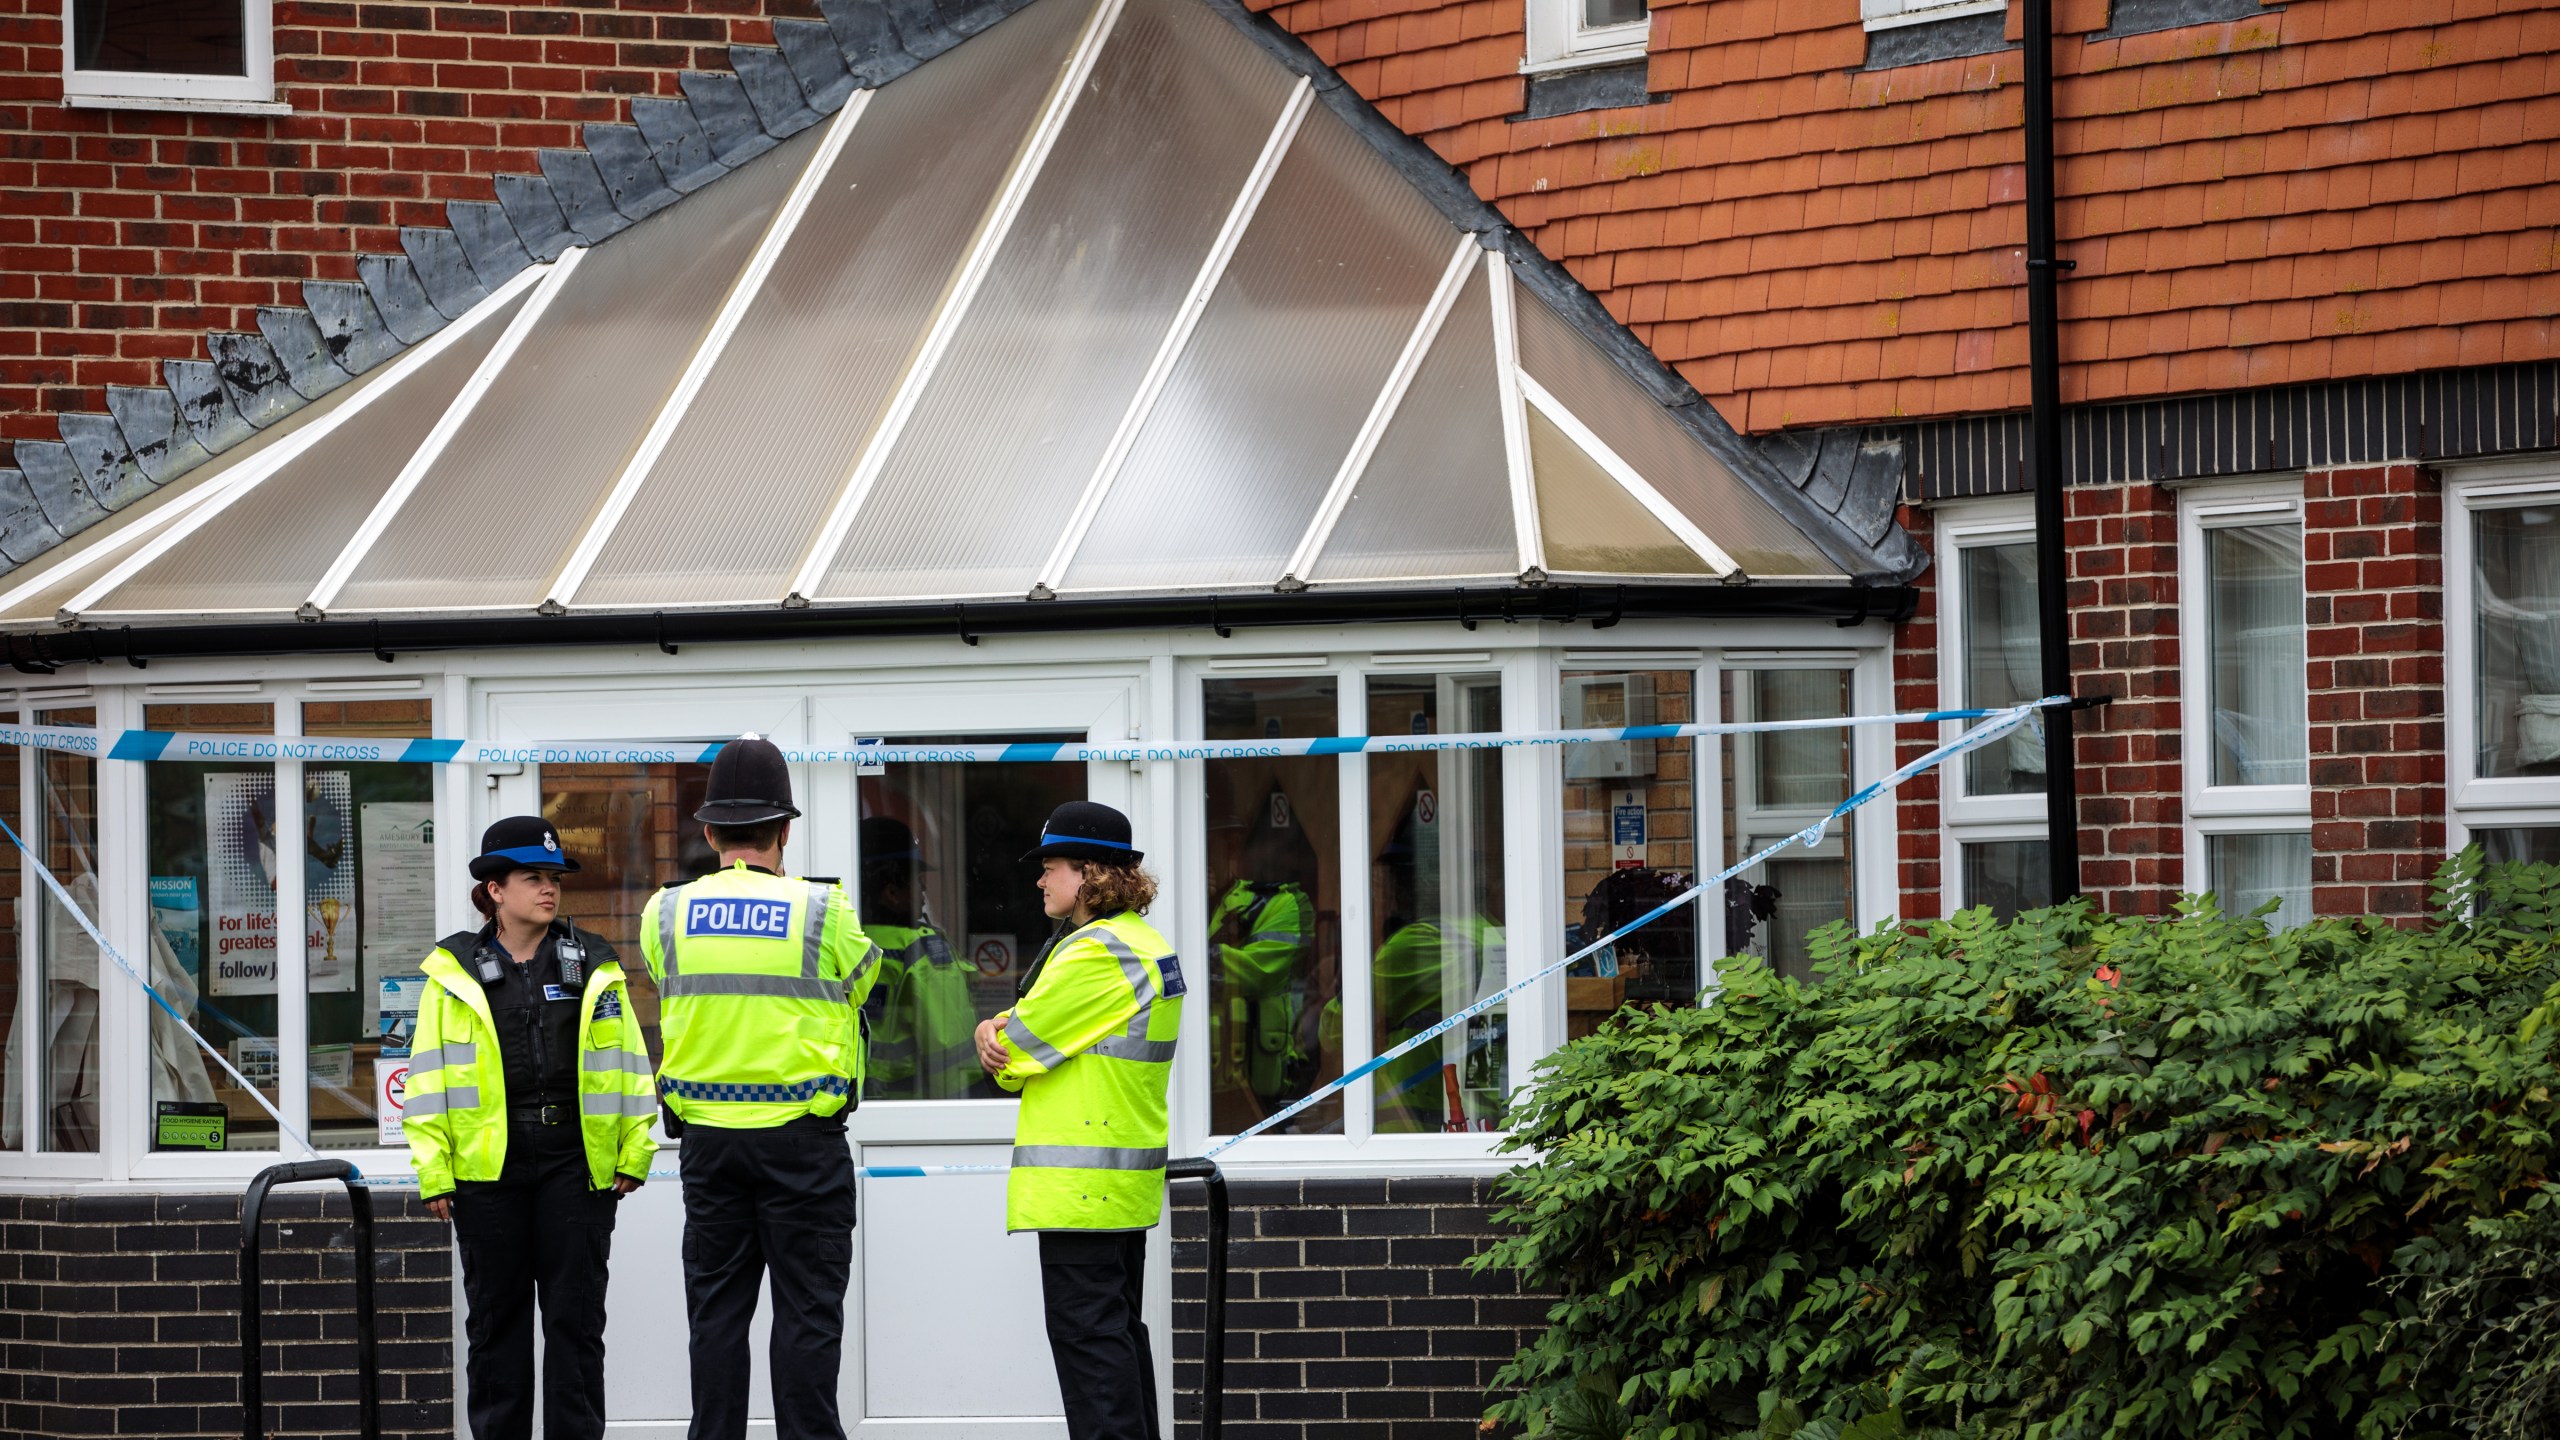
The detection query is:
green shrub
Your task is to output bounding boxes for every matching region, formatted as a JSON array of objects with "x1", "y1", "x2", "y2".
[{"x1": 1480, "y1": 854, "x2": 2560, "y2": 1440}]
